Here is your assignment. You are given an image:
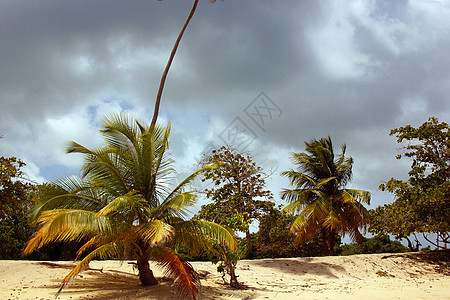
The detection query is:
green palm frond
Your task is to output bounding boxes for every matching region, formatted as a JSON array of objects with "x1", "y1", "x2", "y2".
[
  {"x1": 153, "y1": 192, "x2": 198, "y2": 220},
  {"x1": 281, "y1": 170, "x2": 318, "y2": 189},
  {"x1": 166, "y1": 162, "x2": 222, "y2": 201},
  {"x1": 96, "y1": 191, "x2": 148, "y2": 223},
  {"x1": 344, "y1": 189, "x2": 371, "y2": 205}
]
